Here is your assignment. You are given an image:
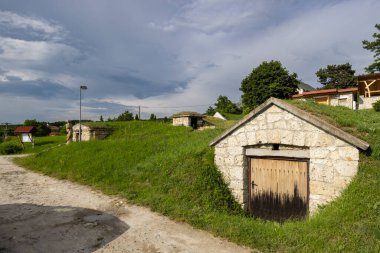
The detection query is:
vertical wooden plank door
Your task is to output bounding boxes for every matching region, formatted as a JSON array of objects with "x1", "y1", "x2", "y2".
[{"x1": 250, "y1": 158, "x2": 308, "y2": 221}]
